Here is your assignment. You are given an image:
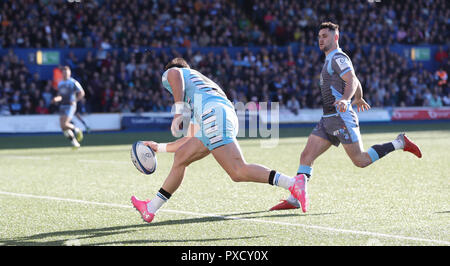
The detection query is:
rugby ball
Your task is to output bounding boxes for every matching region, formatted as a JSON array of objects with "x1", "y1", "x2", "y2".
[{"x1": 131, "y1": 141, "x2": 157, "y2": 174}]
